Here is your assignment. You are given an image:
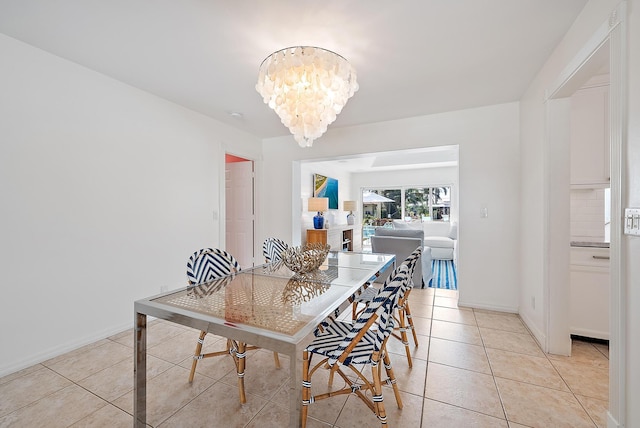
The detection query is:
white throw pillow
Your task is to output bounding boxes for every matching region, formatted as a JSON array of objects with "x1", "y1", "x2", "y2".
[
  {"x1": 393, "y1": 220, "x2": 422, "y2": 230},
  {"x1": 393, "y1": 221, "x2": 410, "y2": 229}
]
